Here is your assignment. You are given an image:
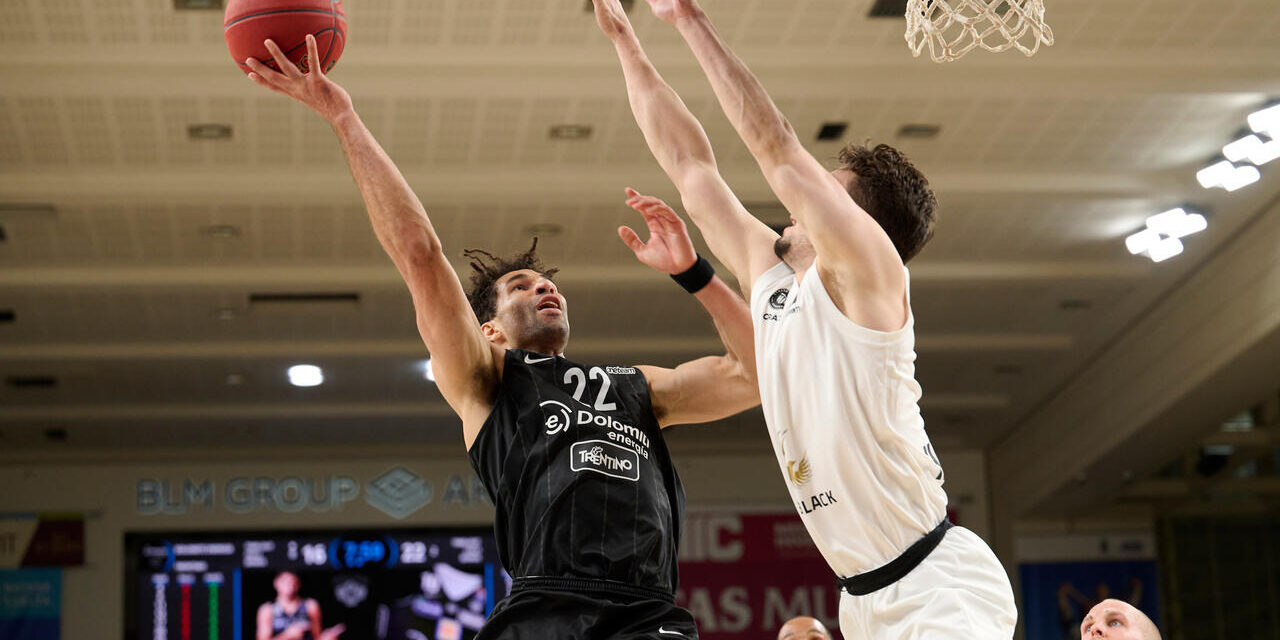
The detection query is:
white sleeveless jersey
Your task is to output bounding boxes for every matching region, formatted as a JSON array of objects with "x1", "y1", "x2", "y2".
[{"x1": 751, "y1": 261, "x2": 948, "y2": 577}]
